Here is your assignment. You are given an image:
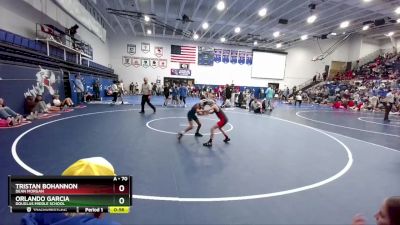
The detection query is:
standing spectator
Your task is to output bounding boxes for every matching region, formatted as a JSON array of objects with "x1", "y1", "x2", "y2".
[
  {"x1": 179, "y1": 83, "x2": 188, "y2": 107},
  {"x1": 383, "y1": 89, "x2": 394, "y2": 122},
  {"x1": 163, "y1": 84, "x2": 170, "y2": 107},
  {"x1": 74, "y1": 75, "x2": 84, "y2": 105},
  {"x1": 134, "y1": 82, "x2": 139, "y2": 95},
  {"x1": 129, "y1": 82, "x2": 134, "y2": 95},
  {"x1": 111, "y1": 80, "x2": 119, "y2": 104},
  {"x1": 225, "y1": 84, "x2": 232, "y2": 106},
  {"x1": 118, "y1": 80, "x2": 125, "y2": 104},
  {"x1": 93, "y1": 79, "x2": 100, "y2": 101},
  {"x1": 139, "y1": 78, "x2": 156, "y2": 113},
  {"x1": 265, "y1": 86, "x2": 275, "y2": 111}
]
